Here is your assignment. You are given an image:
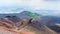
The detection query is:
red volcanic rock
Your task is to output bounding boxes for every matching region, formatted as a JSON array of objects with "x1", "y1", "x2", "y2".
[{"x1": 0, "y1": 18, "x2": 57, "y2": 34}]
